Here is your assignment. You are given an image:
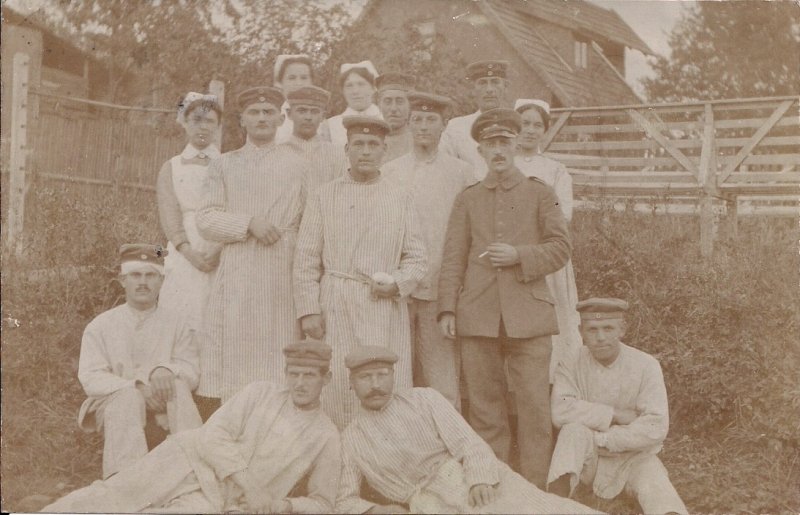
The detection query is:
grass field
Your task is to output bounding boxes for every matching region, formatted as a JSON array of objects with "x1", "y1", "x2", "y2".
[{"x1": 2, "y1": 189, "x2": 799, "y2": 513}]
